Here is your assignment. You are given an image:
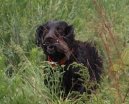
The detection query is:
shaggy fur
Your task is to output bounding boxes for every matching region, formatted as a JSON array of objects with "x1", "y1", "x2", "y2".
[{"x1": 35, "y1": 20, "x2": 103, "y2": 96}]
